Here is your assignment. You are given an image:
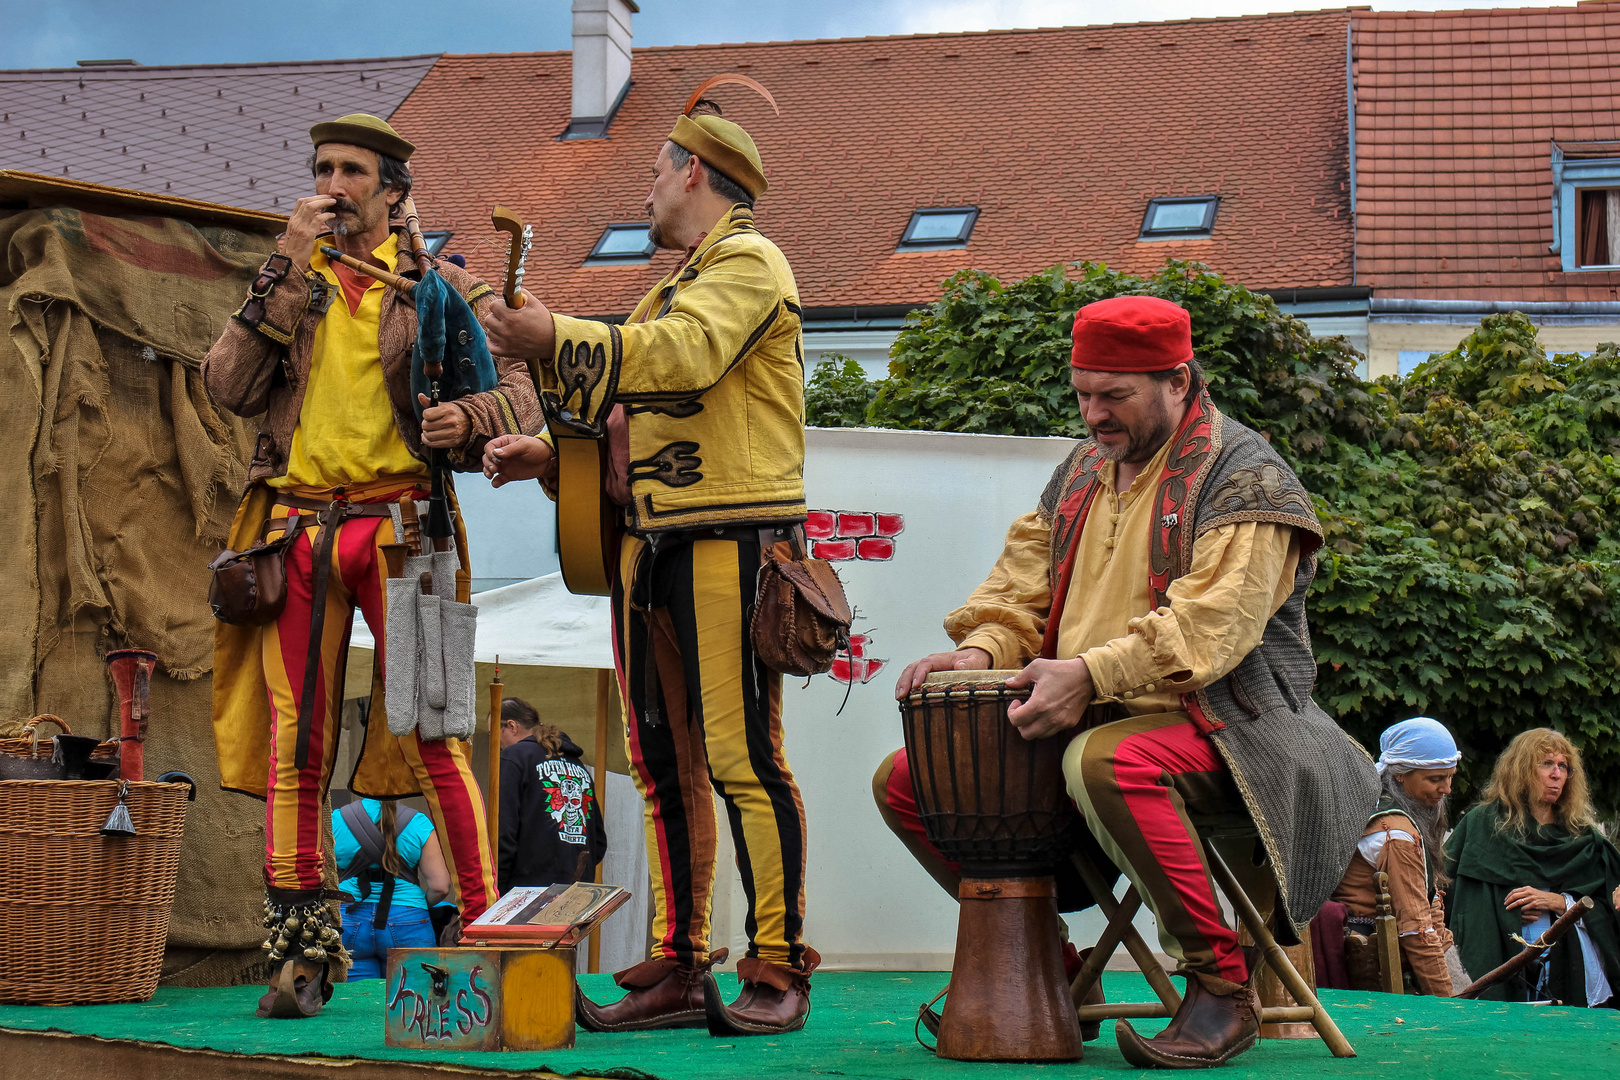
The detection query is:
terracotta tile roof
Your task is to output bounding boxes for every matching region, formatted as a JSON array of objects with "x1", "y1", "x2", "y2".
[
  {"x1": 390, "y1": 10, "x2": 1355, "y2": 317},
  {"x1": 1353, "y1": 3, "x2": 1620, "y2": 300},
  {"x1": 0, "y1": 56, "x2": 438, "y2": 214}
]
